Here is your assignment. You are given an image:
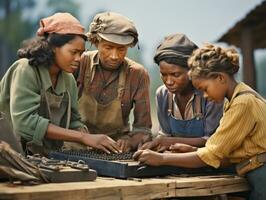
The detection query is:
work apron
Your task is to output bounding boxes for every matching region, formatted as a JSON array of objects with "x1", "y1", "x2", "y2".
[
  {"x1": 23, "y1": 68, "x2": 71, "y2": 155},
  {"x1": 78, "y1": 63, "x2": 126, "y2": 140},
  {"x1": 168, "y1": 92, "x2": 205, "y2": 137}
]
